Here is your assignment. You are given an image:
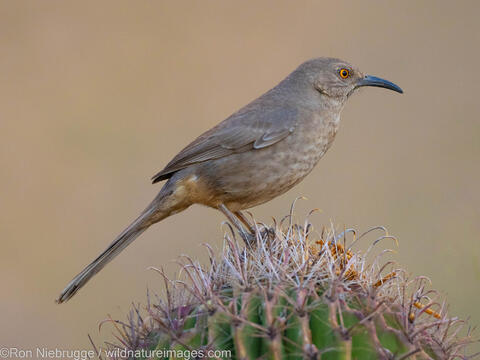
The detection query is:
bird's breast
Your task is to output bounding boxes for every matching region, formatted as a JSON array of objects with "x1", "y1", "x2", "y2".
[{"x1": 289, "y1": 111, "x2": 341, "y2": 167}]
